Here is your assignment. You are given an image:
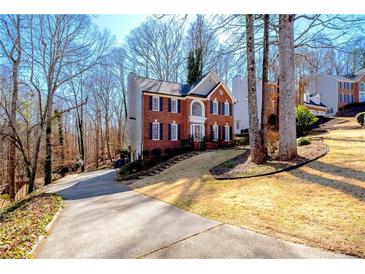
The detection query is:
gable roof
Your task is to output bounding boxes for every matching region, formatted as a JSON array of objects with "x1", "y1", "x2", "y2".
[{"x1": 131, "y1": 71, "x2": 235, "y2": 100}]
